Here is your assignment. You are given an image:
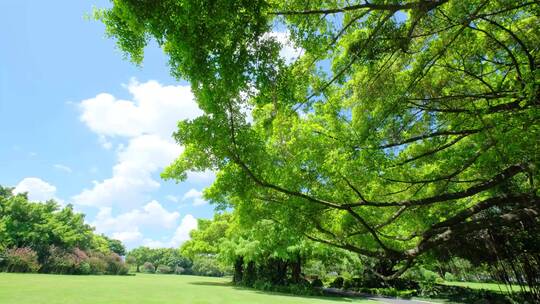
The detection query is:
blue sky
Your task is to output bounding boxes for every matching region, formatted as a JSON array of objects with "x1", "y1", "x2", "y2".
[{"x1": 0, "y1": 1, "x2": 217, "y2": 248}]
